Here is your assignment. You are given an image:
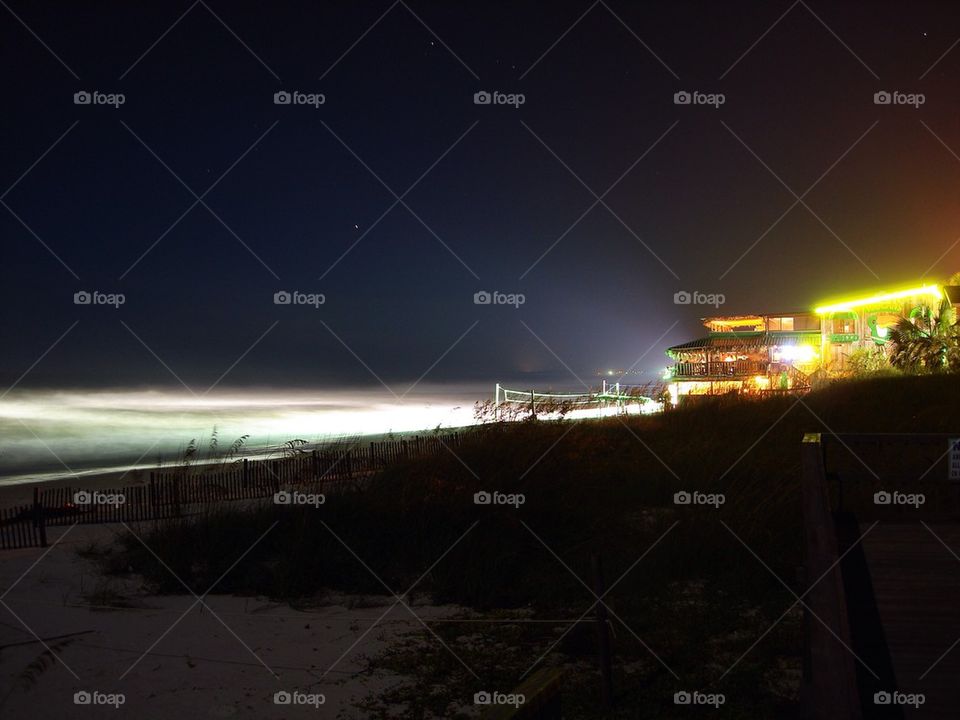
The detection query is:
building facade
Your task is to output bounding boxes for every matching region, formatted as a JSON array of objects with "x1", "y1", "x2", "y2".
[{"x1": 665, "y1": 283, "x2": 945, "y2": 403}]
